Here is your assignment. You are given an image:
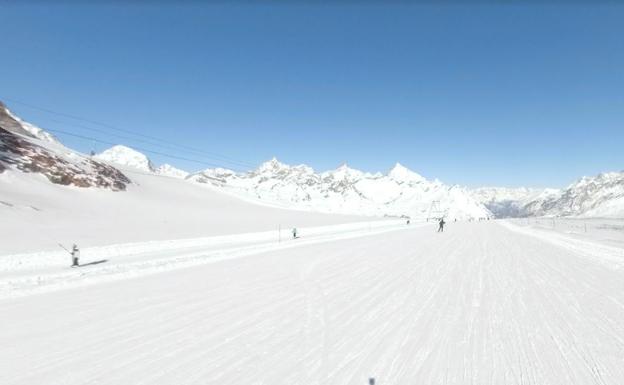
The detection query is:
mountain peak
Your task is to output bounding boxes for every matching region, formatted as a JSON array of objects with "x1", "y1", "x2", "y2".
[
  {"x1": 95, "y1": 145, "x2": 155, "y2": 172},
  {"x1": 325, "y1": 163, "x2": 365, "y2": 181},
  {"x1": 336, "y1": 162, "x2": 350, "y2": 170},
  {"x1": 257, "y1": 157, "x2": 289, "y2": 172},
  {"x1": 388, "y1": 163, "x2": 425, "y2": 183}
]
